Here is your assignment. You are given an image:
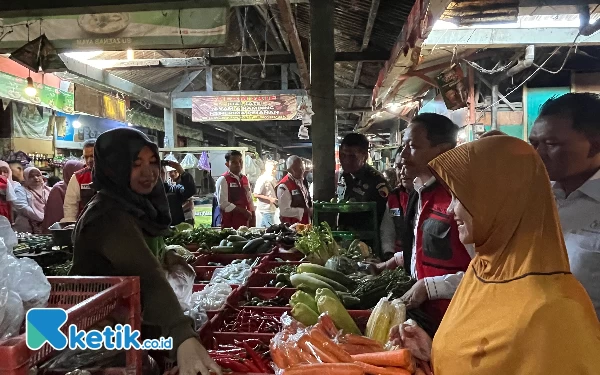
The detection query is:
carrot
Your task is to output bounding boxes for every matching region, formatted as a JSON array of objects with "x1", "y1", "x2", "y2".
[
  {"x1": 286, "y1": 345, "x2": 304, "y2": 367},
  {"x1": 318, "y1": 314, "x2": 339, "y2": 338},
  {"x1": 282, "y1": 363, "x2": 363, "y2": 375},
  {"x1": 351, "y1": 349, "x2": 413, "y2": 370},
  {"x1": 297, "y1": 347, "x2": 320, "y2": 364},
  {"x1": 270, "y1": 343, "x2": 289, "y2": 369},
  {"x1": 355, "y1": 361, "x2": 411, "y2": 375},
  {"x1": 309, "y1": 328, "x2": 353, "y2": 363},
  {"x1": 343, "y1": 334, "x2": 385, "y2": 350},
  {"x1": 305, "y1": 342, "x2": 340, "y2": 363},
  {"x1": 339, "y1": 343, "x2": 380, "y2": 355}
]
